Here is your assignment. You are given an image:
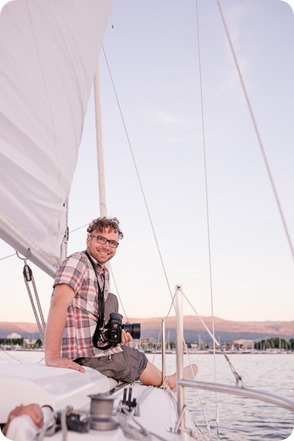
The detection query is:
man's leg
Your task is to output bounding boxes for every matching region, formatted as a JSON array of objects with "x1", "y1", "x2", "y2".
[
  {"x1": 140, "y1": 362, "x2": 198, "y2": 391},
  {"x1": 139, "y1": 361, "x2": 177, "y2": 388}
]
